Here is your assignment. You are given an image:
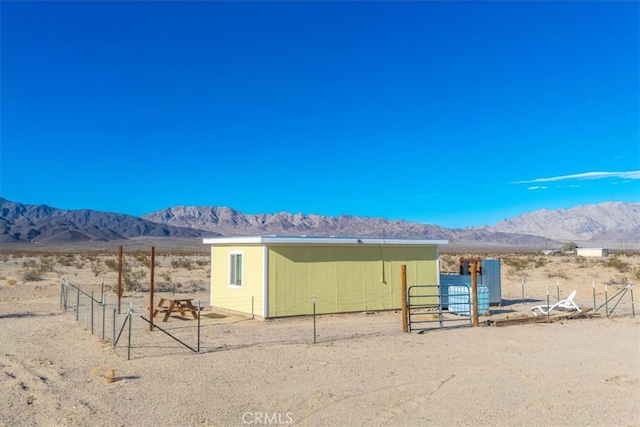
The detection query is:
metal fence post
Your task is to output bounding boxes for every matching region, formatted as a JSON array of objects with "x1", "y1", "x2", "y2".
[
  {"x1": 91, "y1": 291, "x2": 94, "y2": 335},
  {"x1": 102, "y1": 294, "x2": 106, "y2": 341},
  {"x1": 197, "y1": 300, "x2": 201, "y2": 353},
  {"x1": 76, "y1": 285, "x2": 80, "y2": 321}
]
